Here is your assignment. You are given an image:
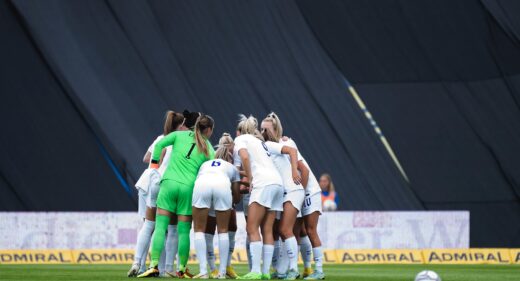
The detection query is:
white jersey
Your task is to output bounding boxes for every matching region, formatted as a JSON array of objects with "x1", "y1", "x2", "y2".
[
  {"x1": 233, "y1": 134, "x2": 283, "y2": 188},
  {"x1": 280, "y1": 138, "x2": 321, "y2": 196},
  {"x1": 197, "y1": 159, "x2": 241, "y2": 183},
  {"x1": 147, "y1": 135, "x2": 172, "y2": 176},
  {"x1": 265, "y1": 141, "x2": 303, "y2": 193}
]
